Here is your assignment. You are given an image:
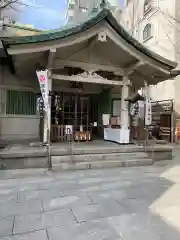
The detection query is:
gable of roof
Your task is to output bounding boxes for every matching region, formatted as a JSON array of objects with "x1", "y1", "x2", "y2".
[{"x1": 1, "y1": 8, "x2": 177, "y2": 70}]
